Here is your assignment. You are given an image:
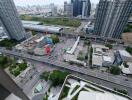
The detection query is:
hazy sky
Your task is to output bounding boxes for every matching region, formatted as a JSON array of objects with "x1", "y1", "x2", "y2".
[{"x1": 13, "y1": 0, "x2": 99, "y2": 6}]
